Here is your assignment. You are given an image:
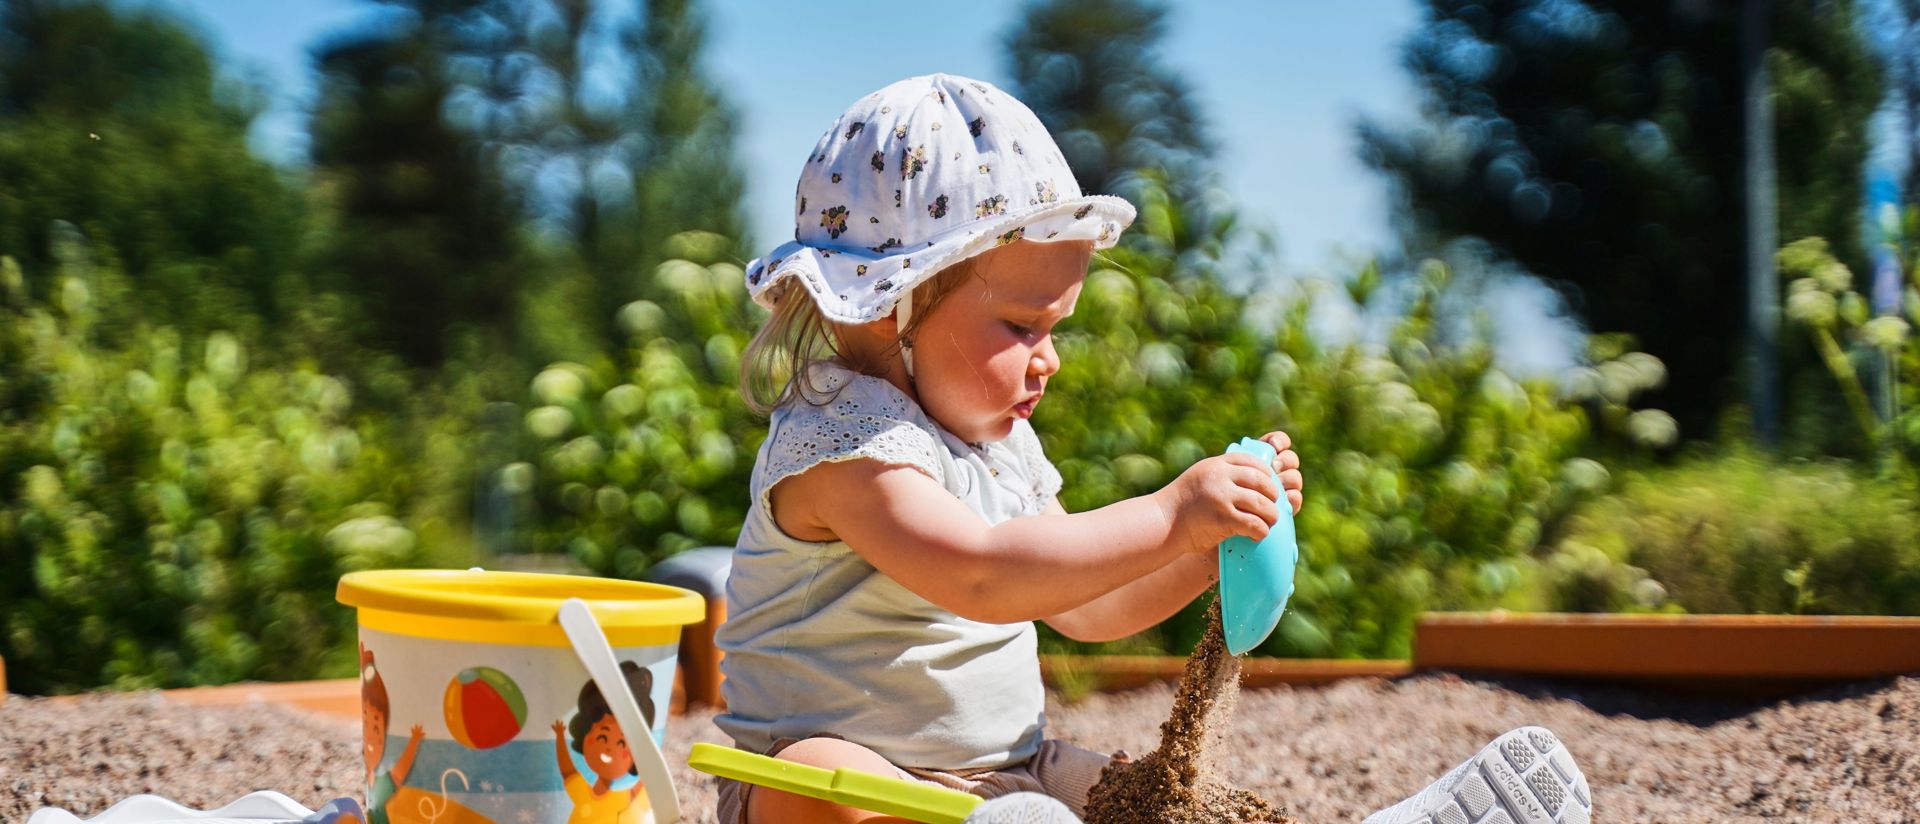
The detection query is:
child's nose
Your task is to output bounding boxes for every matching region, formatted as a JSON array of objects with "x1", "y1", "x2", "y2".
[{"x1": 1030, "y1": 338, "x2": 1059, "y2": 377}]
